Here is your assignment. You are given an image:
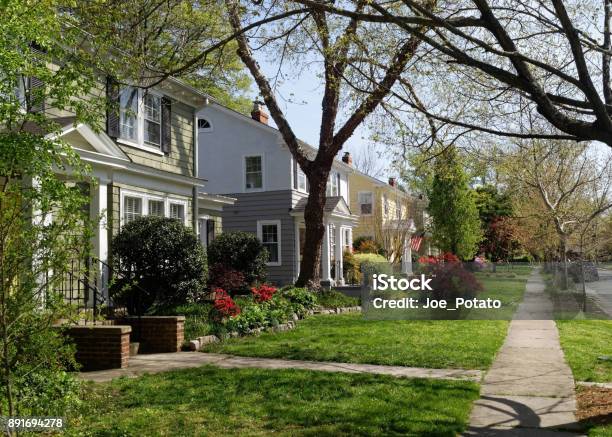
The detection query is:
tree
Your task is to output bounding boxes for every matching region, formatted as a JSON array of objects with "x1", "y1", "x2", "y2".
[
  {"x1": 70, "y1": 0, "x2": 253, "y2": 113},
  {"x1": 1, "y1": 0, "x2": 104, "y2": 419},
  {"x1": 224, "y1": 0, "x2": 435, "y2": 286},
  {"x1": 428, "y1": 147, "x2": 482, "y2": 259},
  {"x1": 474, "y1": 185, "x2": 517, "y2": 260},
  {"x1": 502, "y1": 140, "x2": 612, "y2": 286},
  {"x1": 291, "y1": 0, "x2": 612, "y2": 149}
]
